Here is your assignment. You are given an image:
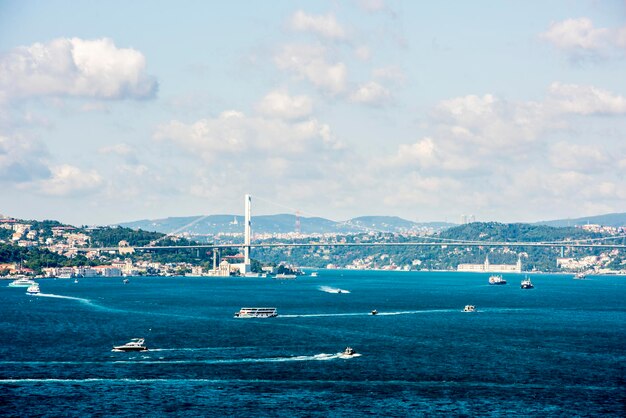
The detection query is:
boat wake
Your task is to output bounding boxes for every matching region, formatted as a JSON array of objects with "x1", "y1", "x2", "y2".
[
  {"x1": 280, "y1": 309, "x2": 455, "y2": 318},
  {"x1": 112, "y1": 352, "x2": 361, "y2": 364},
  {"x1": 318, "y1": 286, "x2": 350, "y2": 294},
  {"x1": 35, "y1": 293, "x2": 91, "y2": 303}
]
